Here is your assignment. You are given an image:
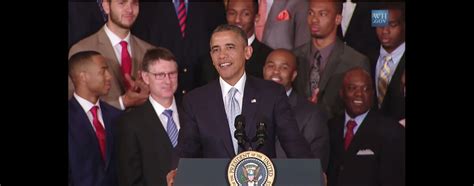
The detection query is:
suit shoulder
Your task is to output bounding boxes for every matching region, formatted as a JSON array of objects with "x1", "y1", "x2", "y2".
[
  {"x1": 342, "y1": 44, "x2": 369, "y2": 62},
  {"x1": 293, "y1": 42, "x2": 311, "y2": 55},
  {"x1": 69, "y1": 31, "x2": 101, "y2": 57},
  {"x1": 131, "y1": 34, "x2": 156, "y2": 50},
  {"x1": 100, "y1": 101, "x2": 122, "y2": 115},
  {"x1": 369, "y1": 111, "x2": 405, "y2": 138}
]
